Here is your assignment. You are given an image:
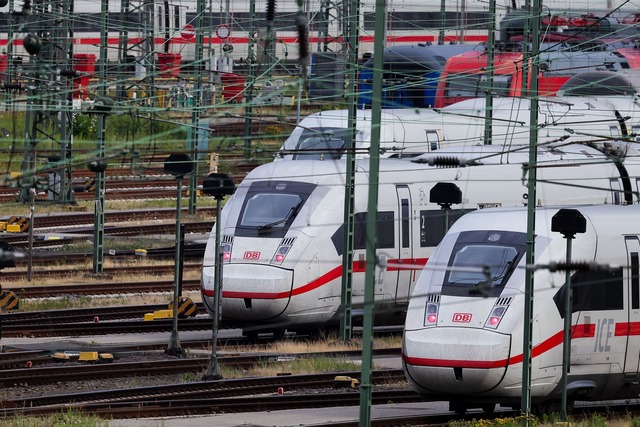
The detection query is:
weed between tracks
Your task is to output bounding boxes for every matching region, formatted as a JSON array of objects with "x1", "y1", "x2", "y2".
[
  {"x1": 0, "y1": 412, "x2": 108, "y2": 427},
  {"x1": 449, "y1": 414, "x2": 640, "y2": 426},
  {"x1": 218, "y1": 335, "x2": 402, "y2": 379}
]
